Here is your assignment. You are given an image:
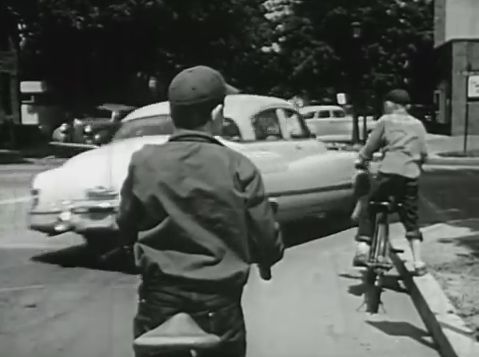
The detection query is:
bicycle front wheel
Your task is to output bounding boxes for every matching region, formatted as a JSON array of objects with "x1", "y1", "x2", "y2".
[{"x1": 366, "y1": 269, "x2": 383, "y2": 313}]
